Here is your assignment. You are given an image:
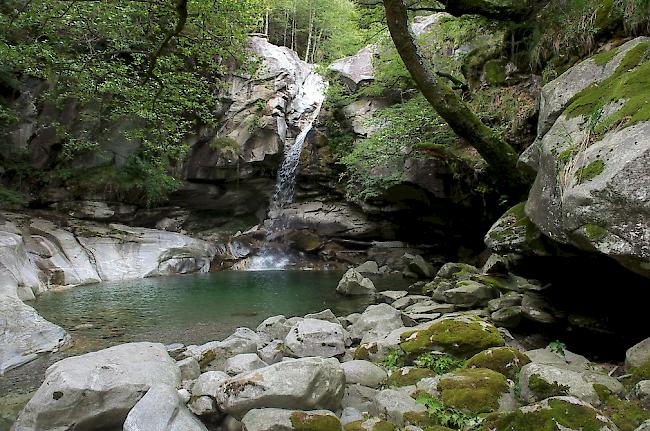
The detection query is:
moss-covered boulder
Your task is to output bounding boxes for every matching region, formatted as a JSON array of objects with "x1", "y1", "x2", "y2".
[
  {"x1": 480, "y1": 396, "x2": 619, "y2": 431},
  {"x1": 387, "y1": 367, "x2": 437, "y2": 387},
  {"x1": 484, "y1": 202, "x2": 553, "y2": 256},
  {"x1": 400, "y1": 316, "x2": 505, "y2": 358},
  {"x1": 519, "y1": 362, "x2": 624, "y2": 406},
  {"x1": 465, "y1": 347, "x2": 531, "y2": 379},
  {"x1": 522, "y1": 37, "x2": 650, "y2": 278},
  {"x1": 241, "y1": 409, "x2": 342, "y2": 431},
  {"x1": 594, "y1": 384, "x2": 650, "y2": 431},
  {"x1": 437, "y1": 368, "x2": 513, "y2": 415}
]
